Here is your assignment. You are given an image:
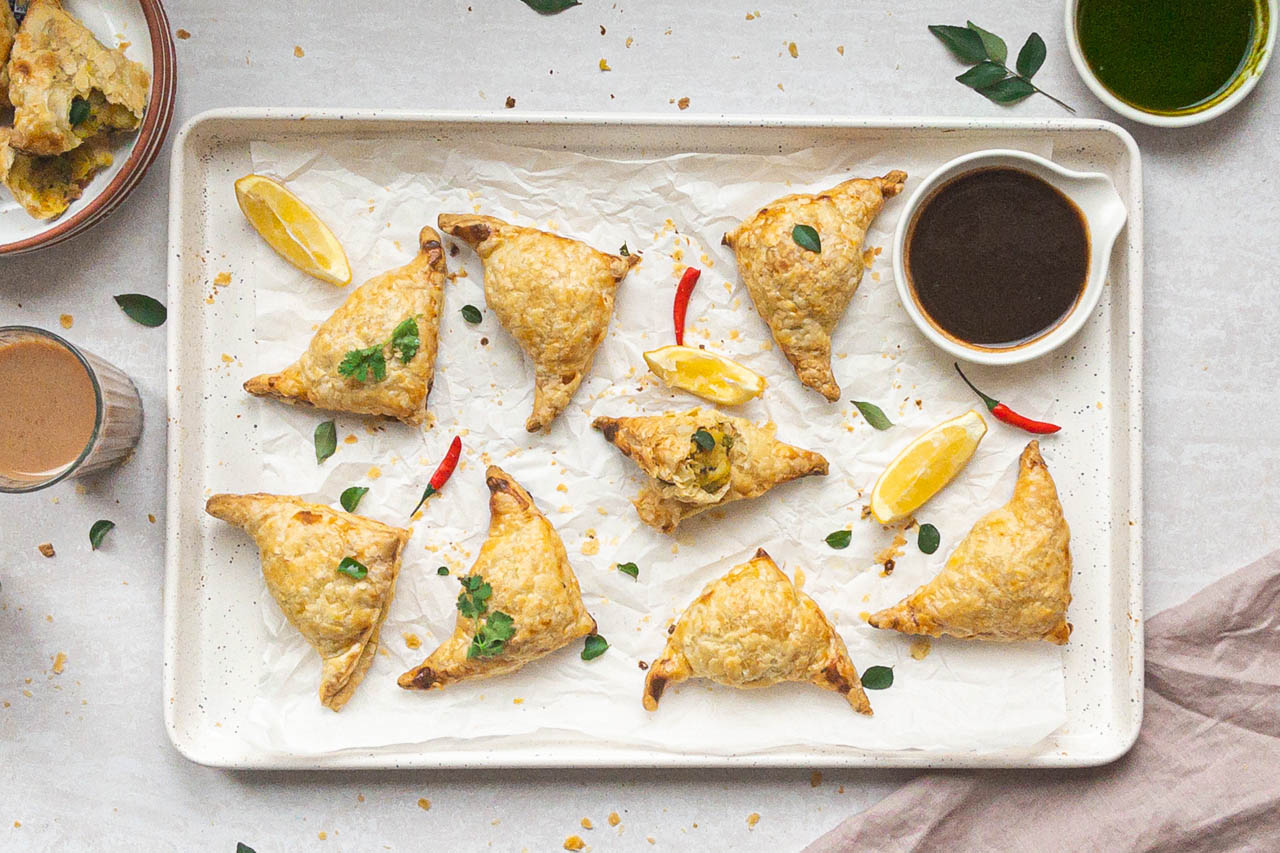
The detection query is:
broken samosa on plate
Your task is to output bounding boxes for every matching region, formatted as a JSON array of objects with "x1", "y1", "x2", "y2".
[
  {"x1": 0, "y1": 126, "x2": 114, "y2": 220},
  {"x1": 592, "y1": 407, "x2": 828, "y2": 533},
  {"x1": 643, "y1": 549, "x2": 872, "y2": 714},
  {"x1": 439, "y1": 213, "x2": 638, "y2": 432},
  {"x1": 205, "y1": 493, "x2": 410, "y2": 711},
  {"x1": 869, "y1": 441, "x2": 1073, "y2": 644},
  {"x1": 244, "y1": 227, "x2": 447, "y2": 426},
  {"x1": 398, "y1": 466, "x2": 597, "y2": 691},
  {"x1": 723, "y1": 171, "x2": 906, "y2": 401},
  {"x1": 0, "y1": 2, "x2": 16, "y2": 110}
]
